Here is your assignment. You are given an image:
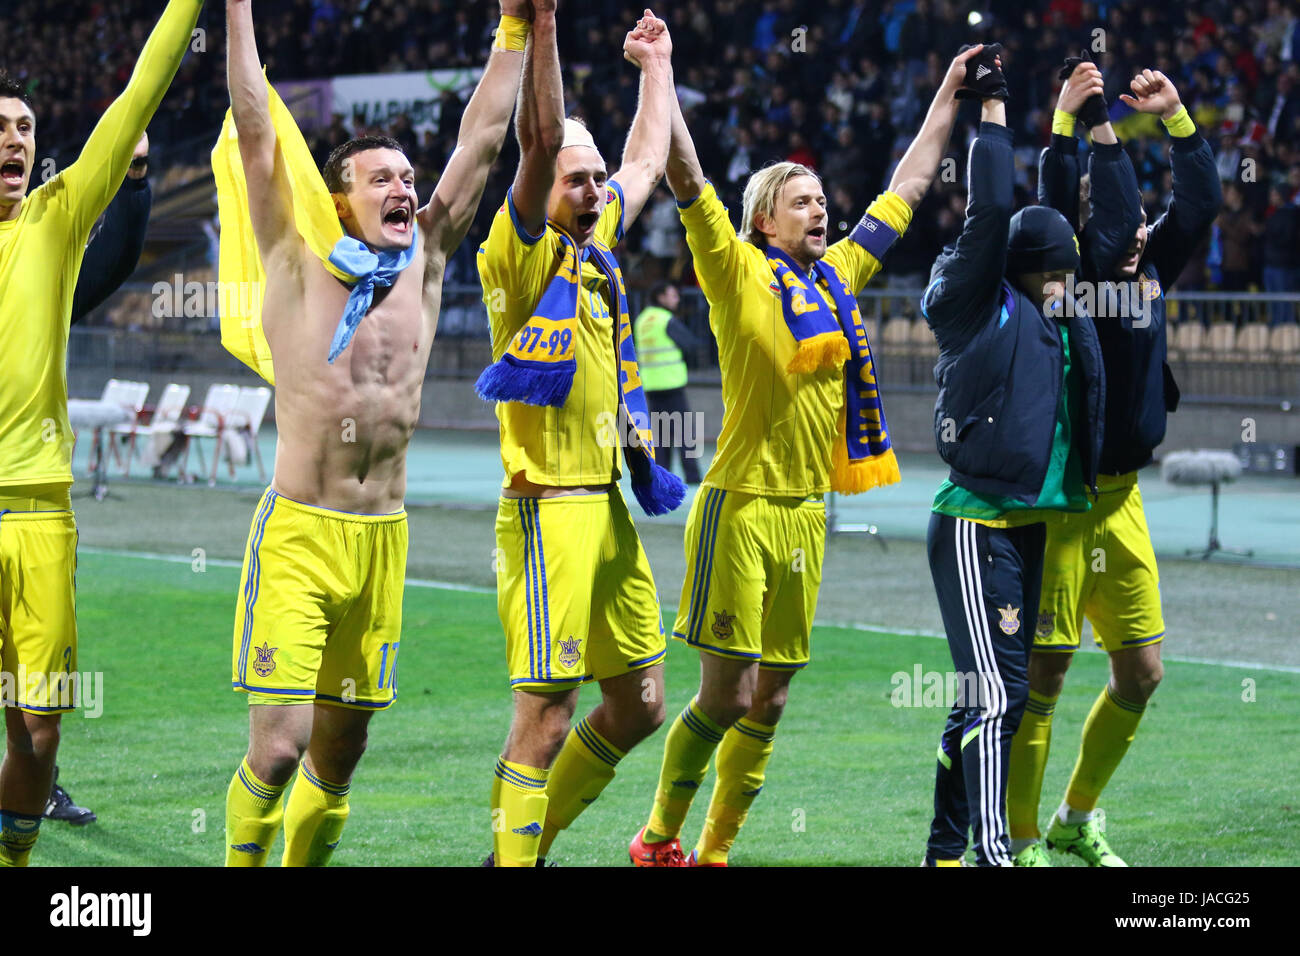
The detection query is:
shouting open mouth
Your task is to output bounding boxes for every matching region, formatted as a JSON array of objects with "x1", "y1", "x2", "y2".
[
  {"x1": 1, "y1": 157, "x2": 26, "y2": 189},
  {"x1": 383, "y1": 201, "x2": 413, "y2": 235}
]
